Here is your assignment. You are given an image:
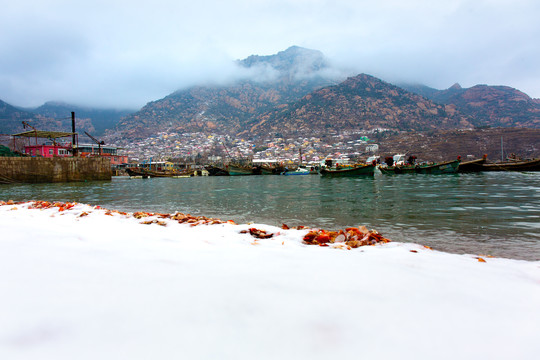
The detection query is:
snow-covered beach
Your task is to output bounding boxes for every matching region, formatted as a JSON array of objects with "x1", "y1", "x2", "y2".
[{"x1": 1, "y1": 201, "x2": 539, "y2": 360}]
